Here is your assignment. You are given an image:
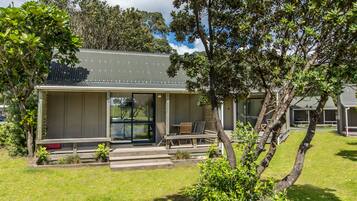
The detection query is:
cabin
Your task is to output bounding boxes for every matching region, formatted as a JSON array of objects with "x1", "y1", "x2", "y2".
[
  {"x1": 337, "y1": 85, "x2": 357, "y2": 136},
  {"x1": 35, "y1": 49, "x2": 293, "y2": 168},
  {"x1": 290, "y1": 97, "x2": 337, "y2": 127}
]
